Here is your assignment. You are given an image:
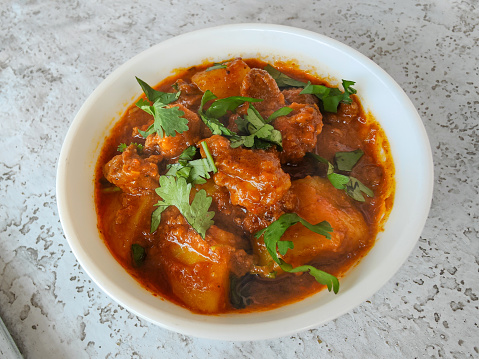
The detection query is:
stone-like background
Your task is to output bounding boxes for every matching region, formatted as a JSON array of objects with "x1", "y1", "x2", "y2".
[{"x1": 1, "y1": 0, "x2": 478, "y2": 358}]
